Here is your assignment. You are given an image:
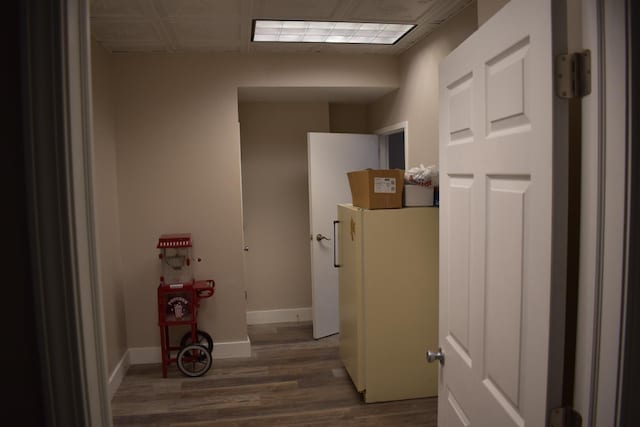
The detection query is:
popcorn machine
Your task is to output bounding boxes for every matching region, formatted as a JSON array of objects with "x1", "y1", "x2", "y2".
[{"x1": 157, "y1": 233, "x2": 215, "y2": 377}]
